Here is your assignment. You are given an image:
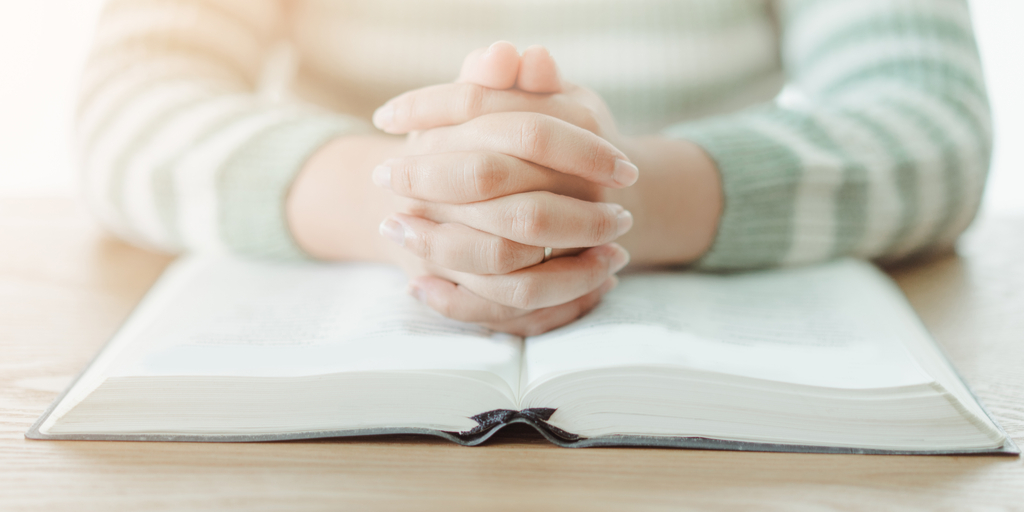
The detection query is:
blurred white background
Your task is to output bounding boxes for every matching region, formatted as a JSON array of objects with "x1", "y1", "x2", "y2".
[{"x1": 0, "y1": 0, "x2": 1021, "y2": 215}]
